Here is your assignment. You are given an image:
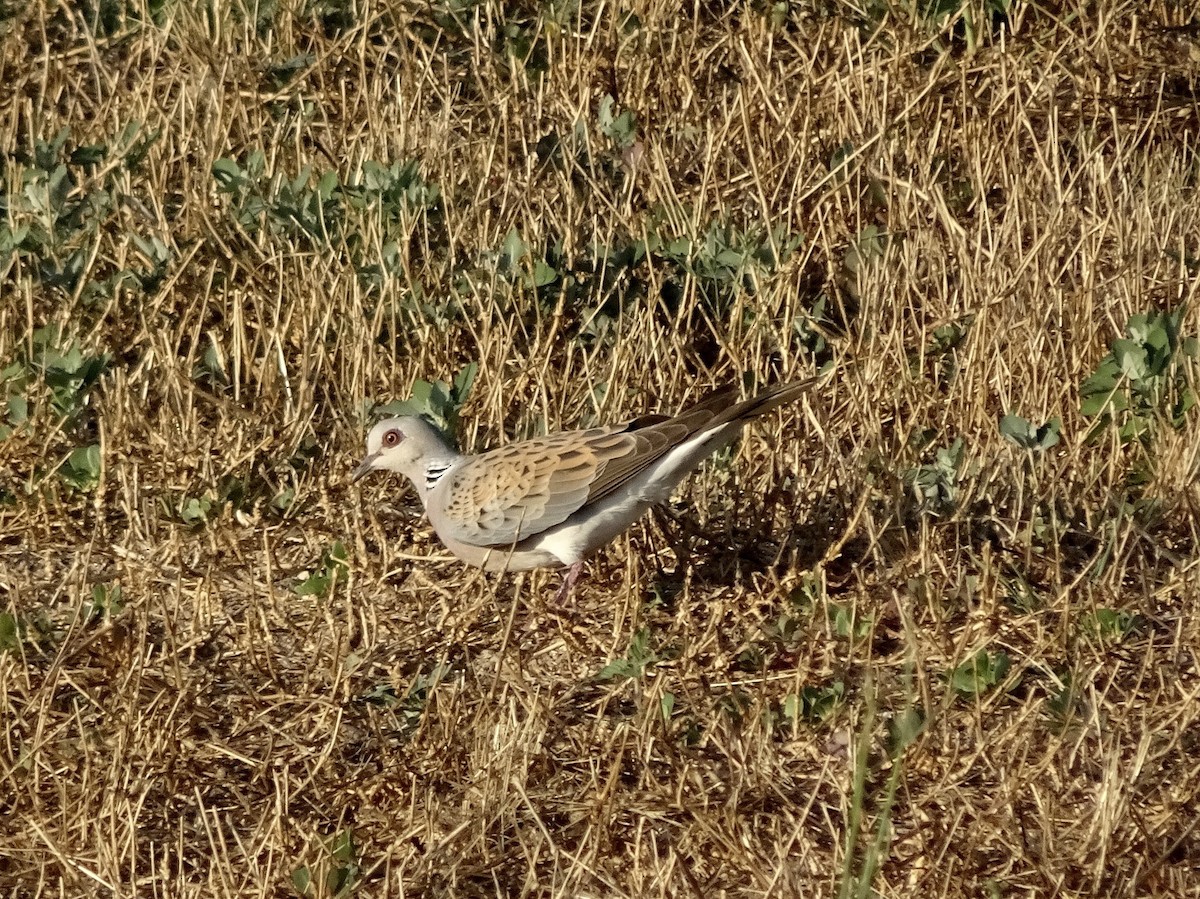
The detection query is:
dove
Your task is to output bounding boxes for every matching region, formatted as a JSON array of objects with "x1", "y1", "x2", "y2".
[{"x1": 353, "y1": 376, "x2": 818, "y2": 599}]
